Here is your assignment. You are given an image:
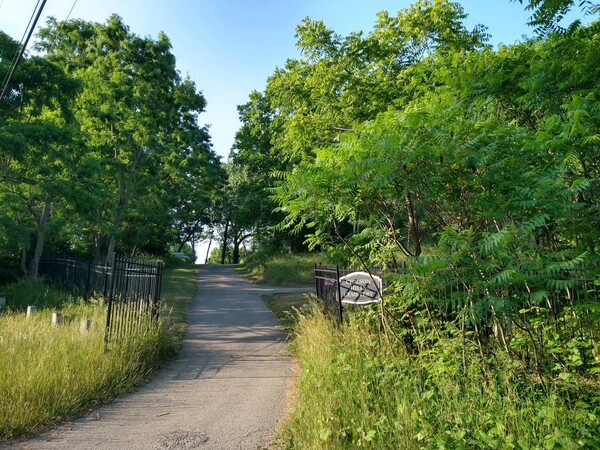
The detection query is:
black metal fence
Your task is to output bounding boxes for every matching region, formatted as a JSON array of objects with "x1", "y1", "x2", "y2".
[
  {"x1": 314, "y1": 264, "x2": 384, "y2": 324},
  {"x1": 104, "y1": 257, "x2": 162, "y2": 344},
  {"x1": 315, "y1": 262, "x2": 599, "y2": 327},
  {"x1": 315, "y1": 264, "x2": 342, "y2": 323},
  {"x1": 39, "y1": 256, "x2": 162, "y2": 343},
  {"x1": 38, "y1": 257, "x2": 111, "y2": 300}
]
